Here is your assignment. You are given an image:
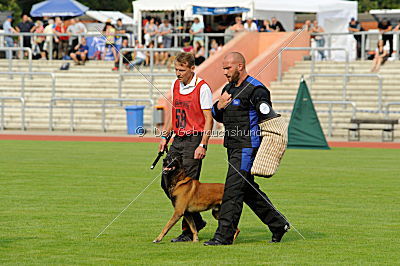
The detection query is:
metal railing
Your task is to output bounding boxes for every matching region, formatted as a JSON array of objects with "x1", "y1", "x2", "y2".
[
  {"x1": 0, "y1": 32, "x2": 133, "y2": 60},
  {"x1": 0, "y1": 97, "x2": 25, "y2": 131},
  {"x1": 385, "y1": 102, "x2": 400, "y2": 119},
  {"x1": 274, "y1": 100, "x2": 357, "y2": 137},
  {"x1": 0, "y1": 47, "x2": 32, "y2": 78},
  {"x1": 118, "y1": 47, "x2": 182, "y2": 74},
  {"x1": 118, "y1": 72, "x2": 175, "y2": 99},
  {"x1": 278, "y1": 47, "x2": 349, "y2": 81},
  {"x1": 312, "y1": 31, "x2": 400, "y2": 60},
  {"x1": 49, "y1": 97, "x2": 154, "y2": 132},
  {"x1": 308, "y1": 73, "x2": 383, "y2": 112},
  {"x1": 0, "y1": 72, "x2": 56, "y2": 99}
]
